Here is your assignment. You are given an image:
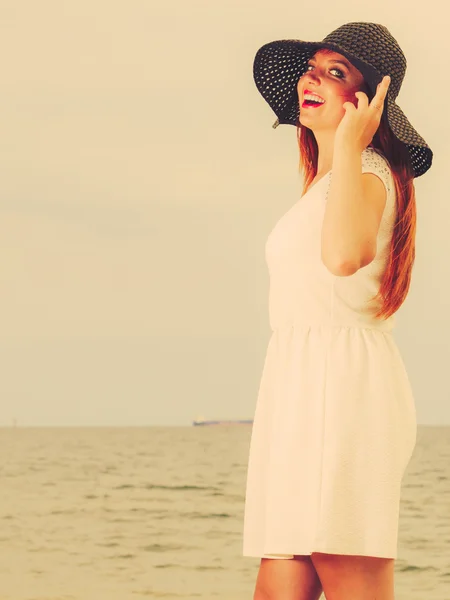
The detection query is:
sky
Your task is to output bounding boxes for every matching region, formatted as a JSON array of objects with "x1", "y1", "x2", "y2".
[{"x1": 0, "y1": 0, "x2": 448, "y2": 426}]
